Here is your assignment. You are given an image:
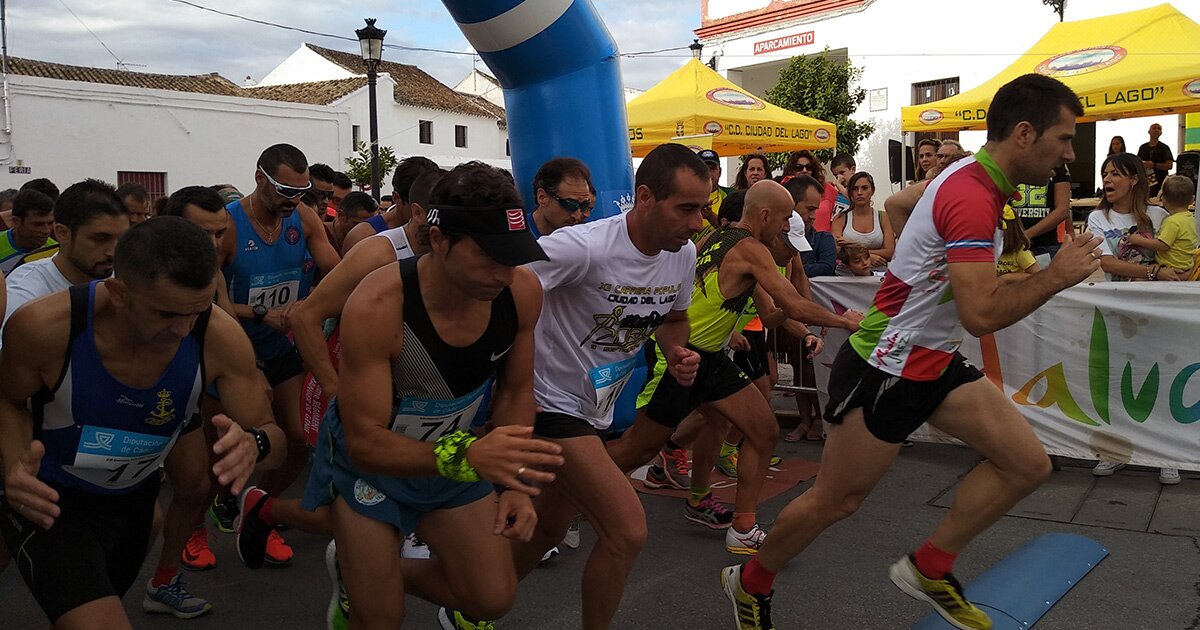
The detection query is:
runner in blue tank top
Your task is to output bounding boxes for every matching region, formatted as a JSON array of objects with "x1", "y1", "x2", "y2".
[
  {"x1": 0, "y1": 218, "x2": 284, "y2": 629},
  {"x1": 341, "y1": 155, "x2": 440, "y2": 254},
  {"x1": 216, "y1": 144, "x2": 340, "y2": 564}
]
